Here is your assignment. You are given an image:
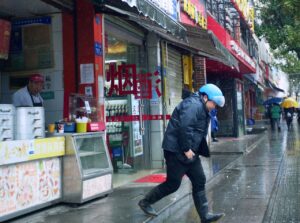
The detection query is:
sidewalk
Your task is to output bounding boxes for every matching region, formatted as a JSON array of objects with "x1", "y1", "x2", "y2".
[
  {"x1": 8, "y1": 133, "x2": 266, "y2": 223},
  {"x1": 164, "y1": 121, "x2": 299, "y2": 223}
]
